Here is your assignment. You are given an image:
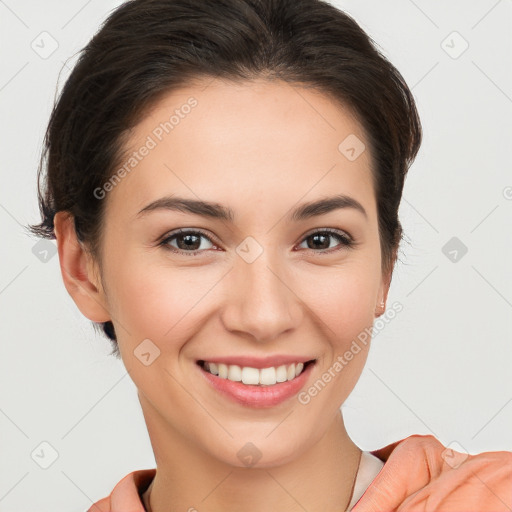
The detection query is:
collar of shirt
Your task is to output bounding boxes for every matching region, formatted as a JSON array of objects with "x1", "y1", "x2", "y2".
[{"x1": 87, "y1": 451, "x2": 384, "y2": 512}]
